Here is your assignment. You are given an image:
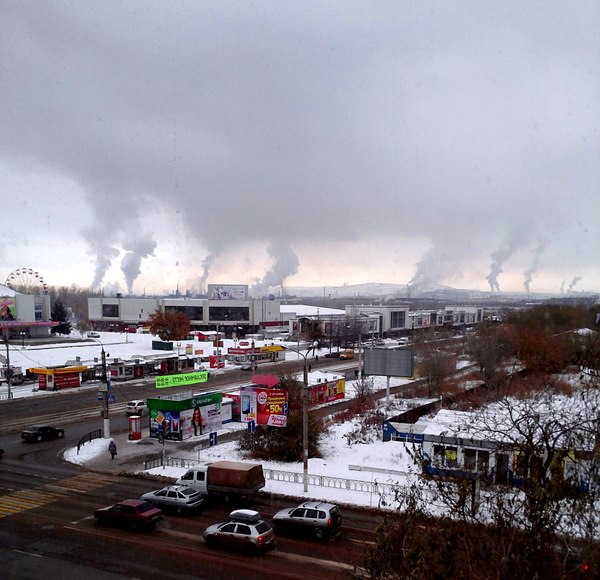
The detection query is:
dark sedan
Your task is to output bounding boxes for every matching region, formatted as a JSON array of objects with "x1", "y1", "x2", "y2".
[
  {"x1": 94, "y1": 499, "x2": 164, "y2": 531},
  {"x1": 21, "y1": 425, "x2": 65, "y2": 442}
]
